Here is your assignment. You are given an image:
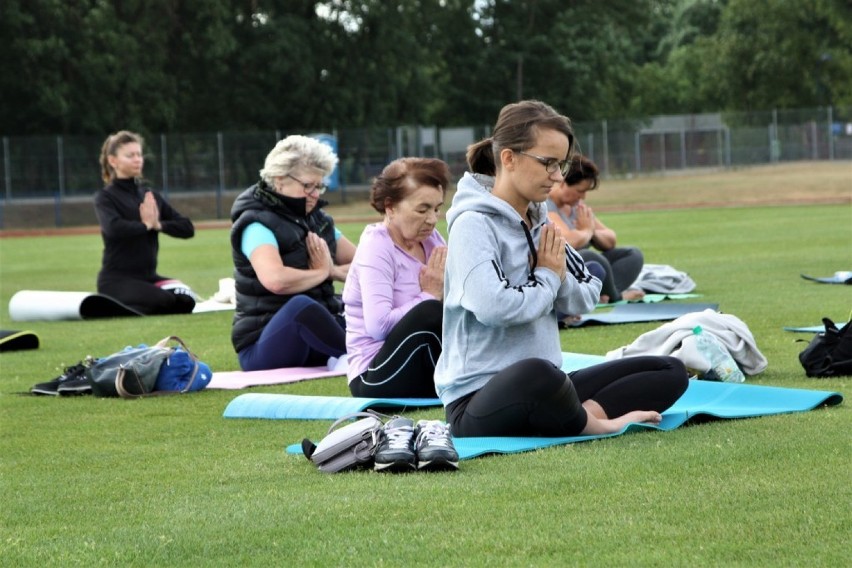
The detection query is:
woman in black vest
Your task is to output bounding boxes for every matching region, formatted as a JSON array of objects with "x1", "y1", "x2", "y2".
[{"x1": 230, "y1": 135, "x2": 356, "y2": 371}]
